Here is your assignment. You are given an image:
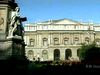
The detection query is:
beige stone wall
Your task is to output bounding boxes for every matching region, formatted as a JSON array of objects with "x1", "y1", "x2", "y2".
[{"x1": 24, "y1": 30, "x2": 100, "y2": 61}]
